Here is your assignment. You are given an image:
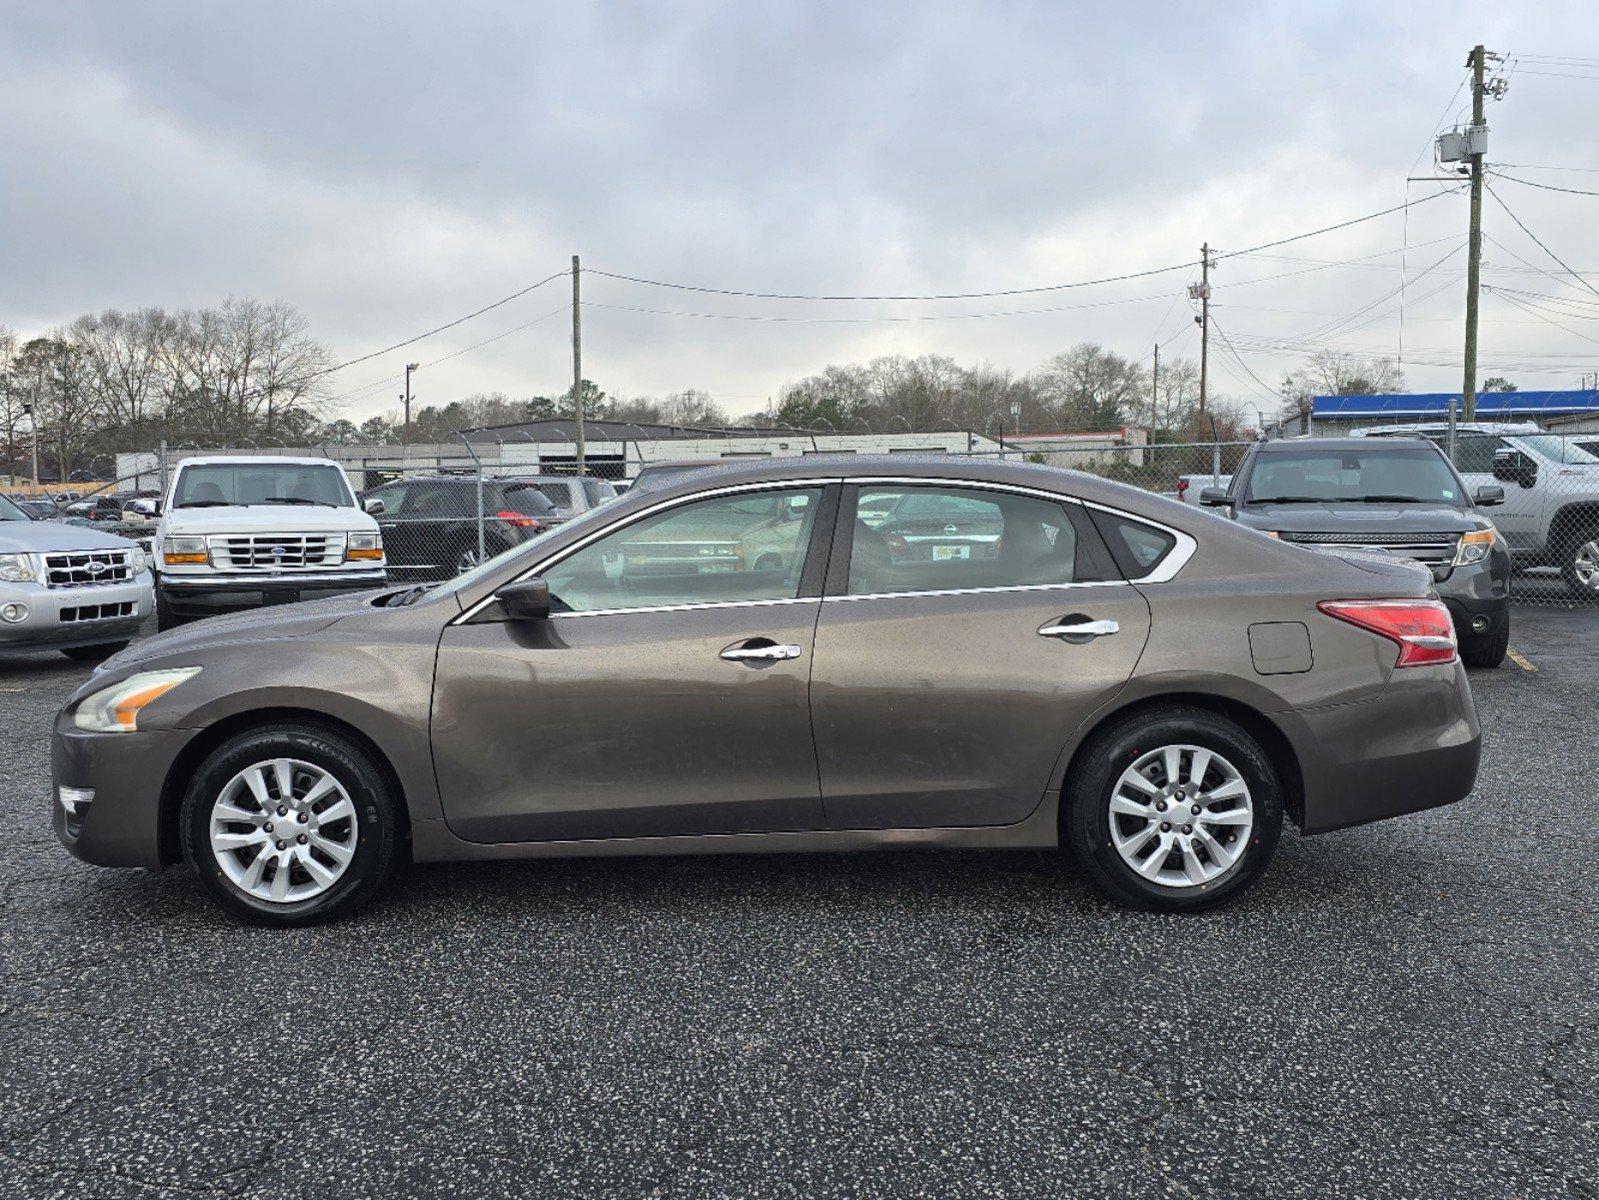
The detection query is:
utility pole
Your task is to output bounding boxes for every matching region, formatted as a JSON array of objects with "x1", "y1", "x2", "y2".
[
  {"x1": 23, "y1": 402, "x2": 38, "y2": 488},
  {"x1": 1462, "y1": 44, "x2": 1487, "y2": 421},
  {"x1": 1190, "y1": 244, "x2": 1214, "y2": 430},
  {"x1": 402, "y1": 362, "x2": 419, "y2": 445},
  {"x1": 572, "y1": 254, "x2": 585, "y2": 476},
  {"x1": 1151, "y1": 341, "x2": 1160, "y2": 436}
]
